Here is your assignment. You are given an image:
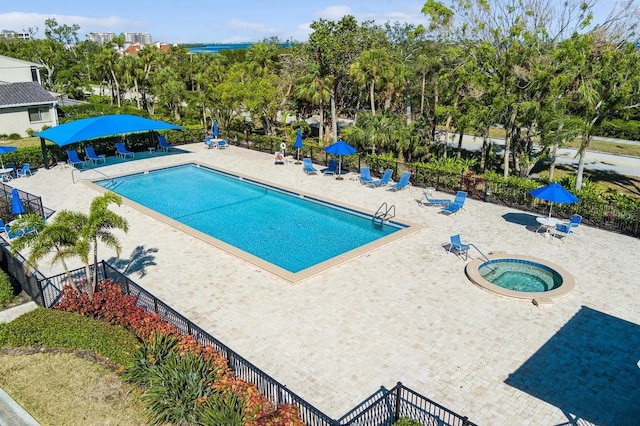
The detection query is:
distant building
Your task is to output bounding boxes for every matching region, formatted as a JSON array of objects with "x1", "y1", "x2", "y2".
[
  {"x1": 124, "y1": 41, "x2": 170, "y2": 56},
  {"x1": 88, "y1": 32, "x2": 116, "y2": 44},
  {"x1": 125, "y1": 32, "x2": 152, "y2": 44},
  {"x1": 0, "y1": 30, "x2": 31, "y2": 40}
]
